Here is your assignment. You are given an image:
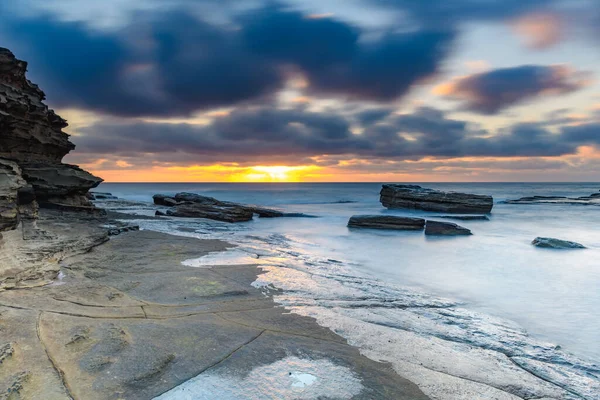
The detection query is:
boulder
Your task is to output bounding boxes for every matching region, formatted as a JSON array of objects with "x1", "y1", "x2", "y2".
[
  {"x1": 166, "y1": 203, "x2": 254, "y2": 223},
  {"x1": 425, "y1": 220, "x2": 472, "y2": 236},
  {"x1": 531, "y1": 237, "x2": 586, "y2": 249},
  {"x1": 348, "y1": 215, "x2": 425, "y2": 230},
  {"x1": 0, "y1": 48, "x2": 102, "y2": 213},
  {"x1": 153, "y1": 194, "x2": 175, "y2": 206},
  {"x1": 380, "y1": 184, "x2": 493, "y2": 214}
]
